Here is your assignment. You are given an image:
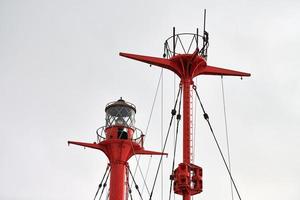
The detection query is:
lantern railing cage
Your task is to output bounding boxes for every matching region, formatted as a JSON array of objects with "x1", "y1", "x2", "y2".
[
  {"x1": 96, "y1": 126, "x2": 145, "y2": 147},
  {"x1": 163, "y1": 29, "x2": 209, "y2": 59}
]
